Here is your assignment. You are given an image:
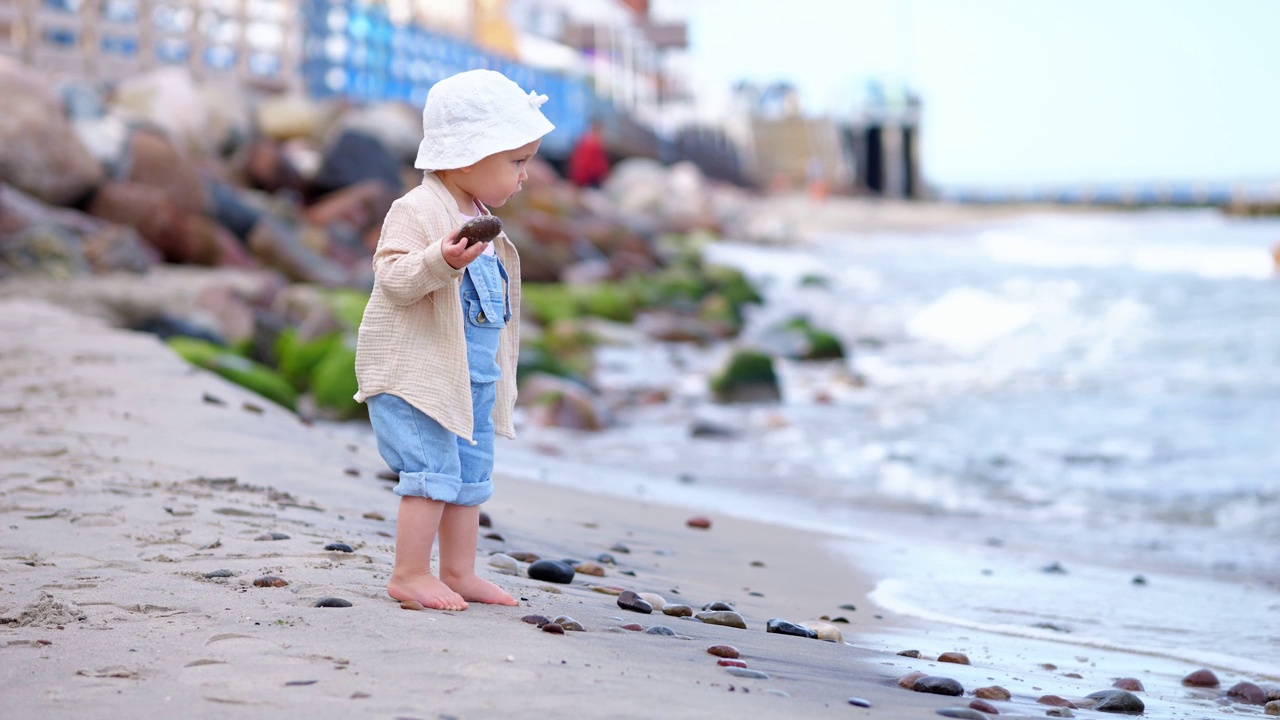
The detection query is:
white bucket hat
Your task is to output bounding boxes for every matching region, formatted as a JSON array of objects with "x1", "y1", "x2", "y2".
[{"x1": 413, "y1": 69, "x2": 556, "y2": 171}]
